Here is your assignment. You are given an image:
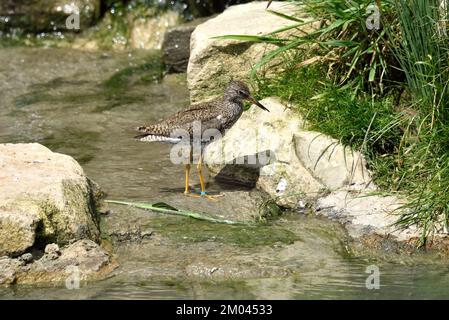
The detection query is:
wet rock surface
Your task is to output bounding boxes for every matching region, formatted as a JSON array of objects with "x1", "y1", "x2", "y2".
[
  {"x1": 103, "y1": 211, "x2": 351, "y2": 282},
  {"x1": 315, "y1": 188, "x2": 418, "y2": 242},
  {"x1": 0, "y1": 240, "x2": 115, "y2": 286}
]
